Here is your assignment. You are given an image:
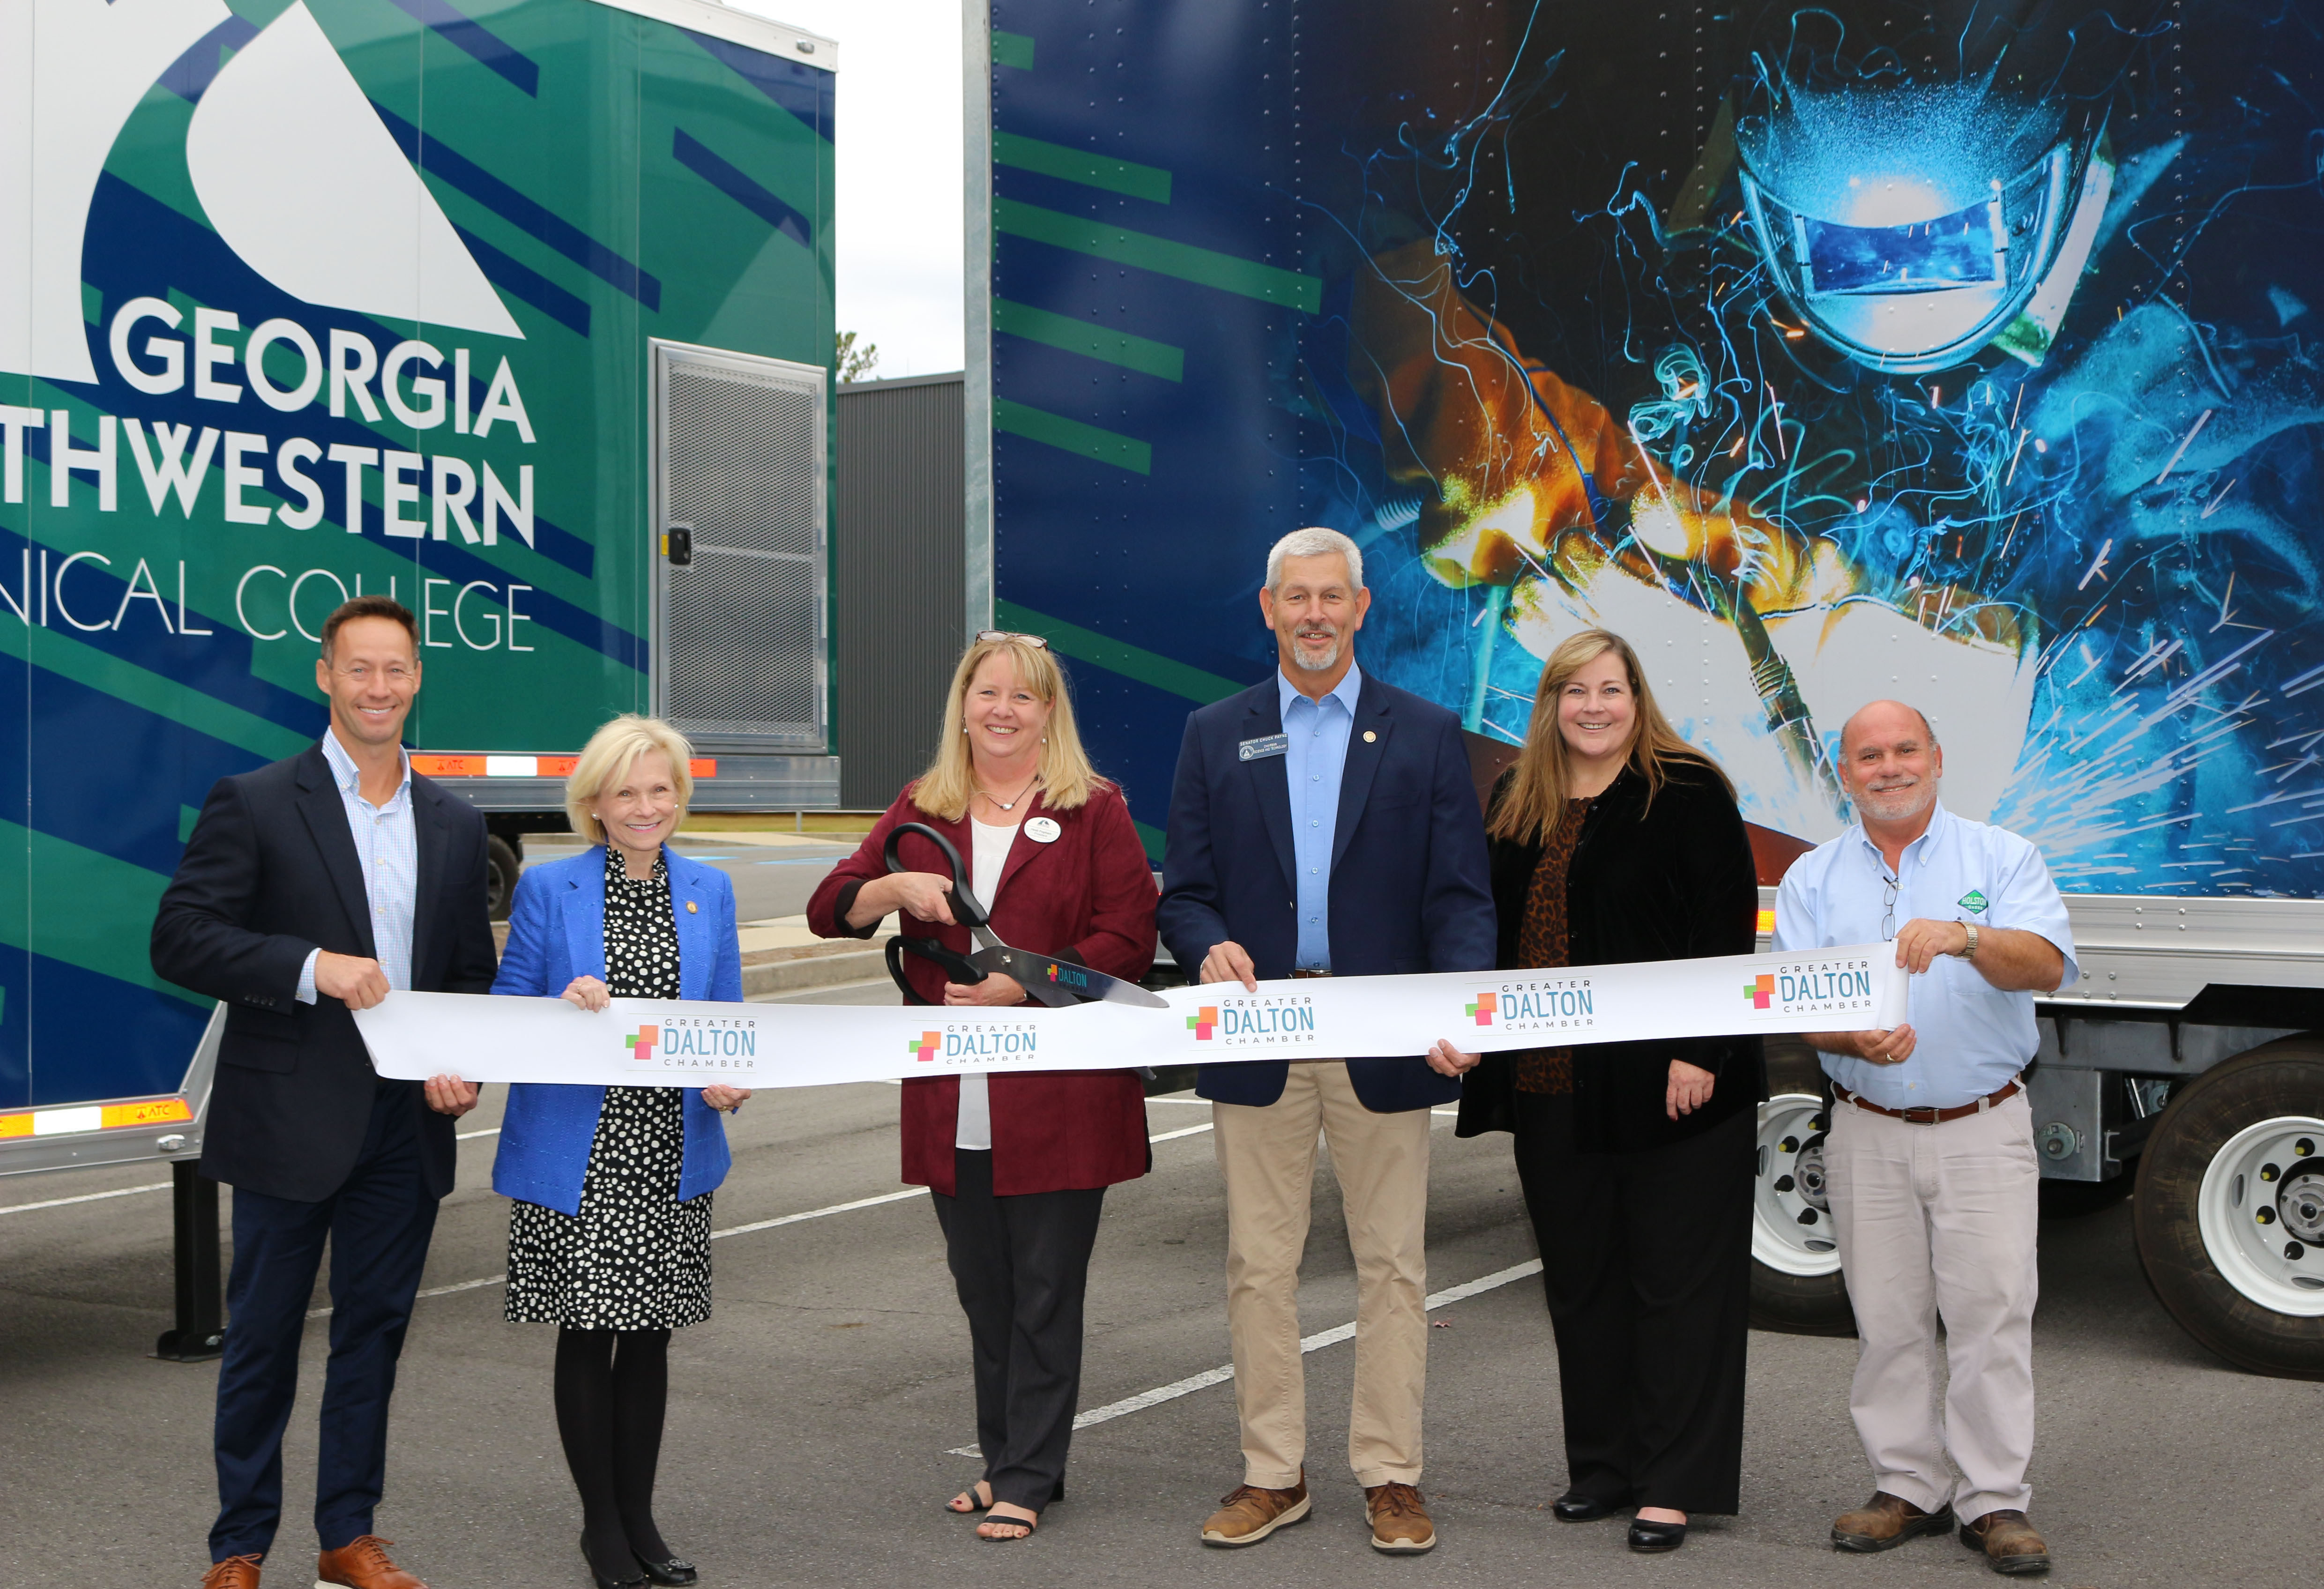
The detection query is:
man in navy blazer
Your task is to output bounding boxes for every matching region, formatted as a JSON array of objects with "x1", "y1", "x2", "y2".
[
  {"x1": 1159, "y1": 527, "x2": 1494, "y2": 1555},
  {"x1": 152, "y1": 597, "x2": 494, "y2": 1589}
]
